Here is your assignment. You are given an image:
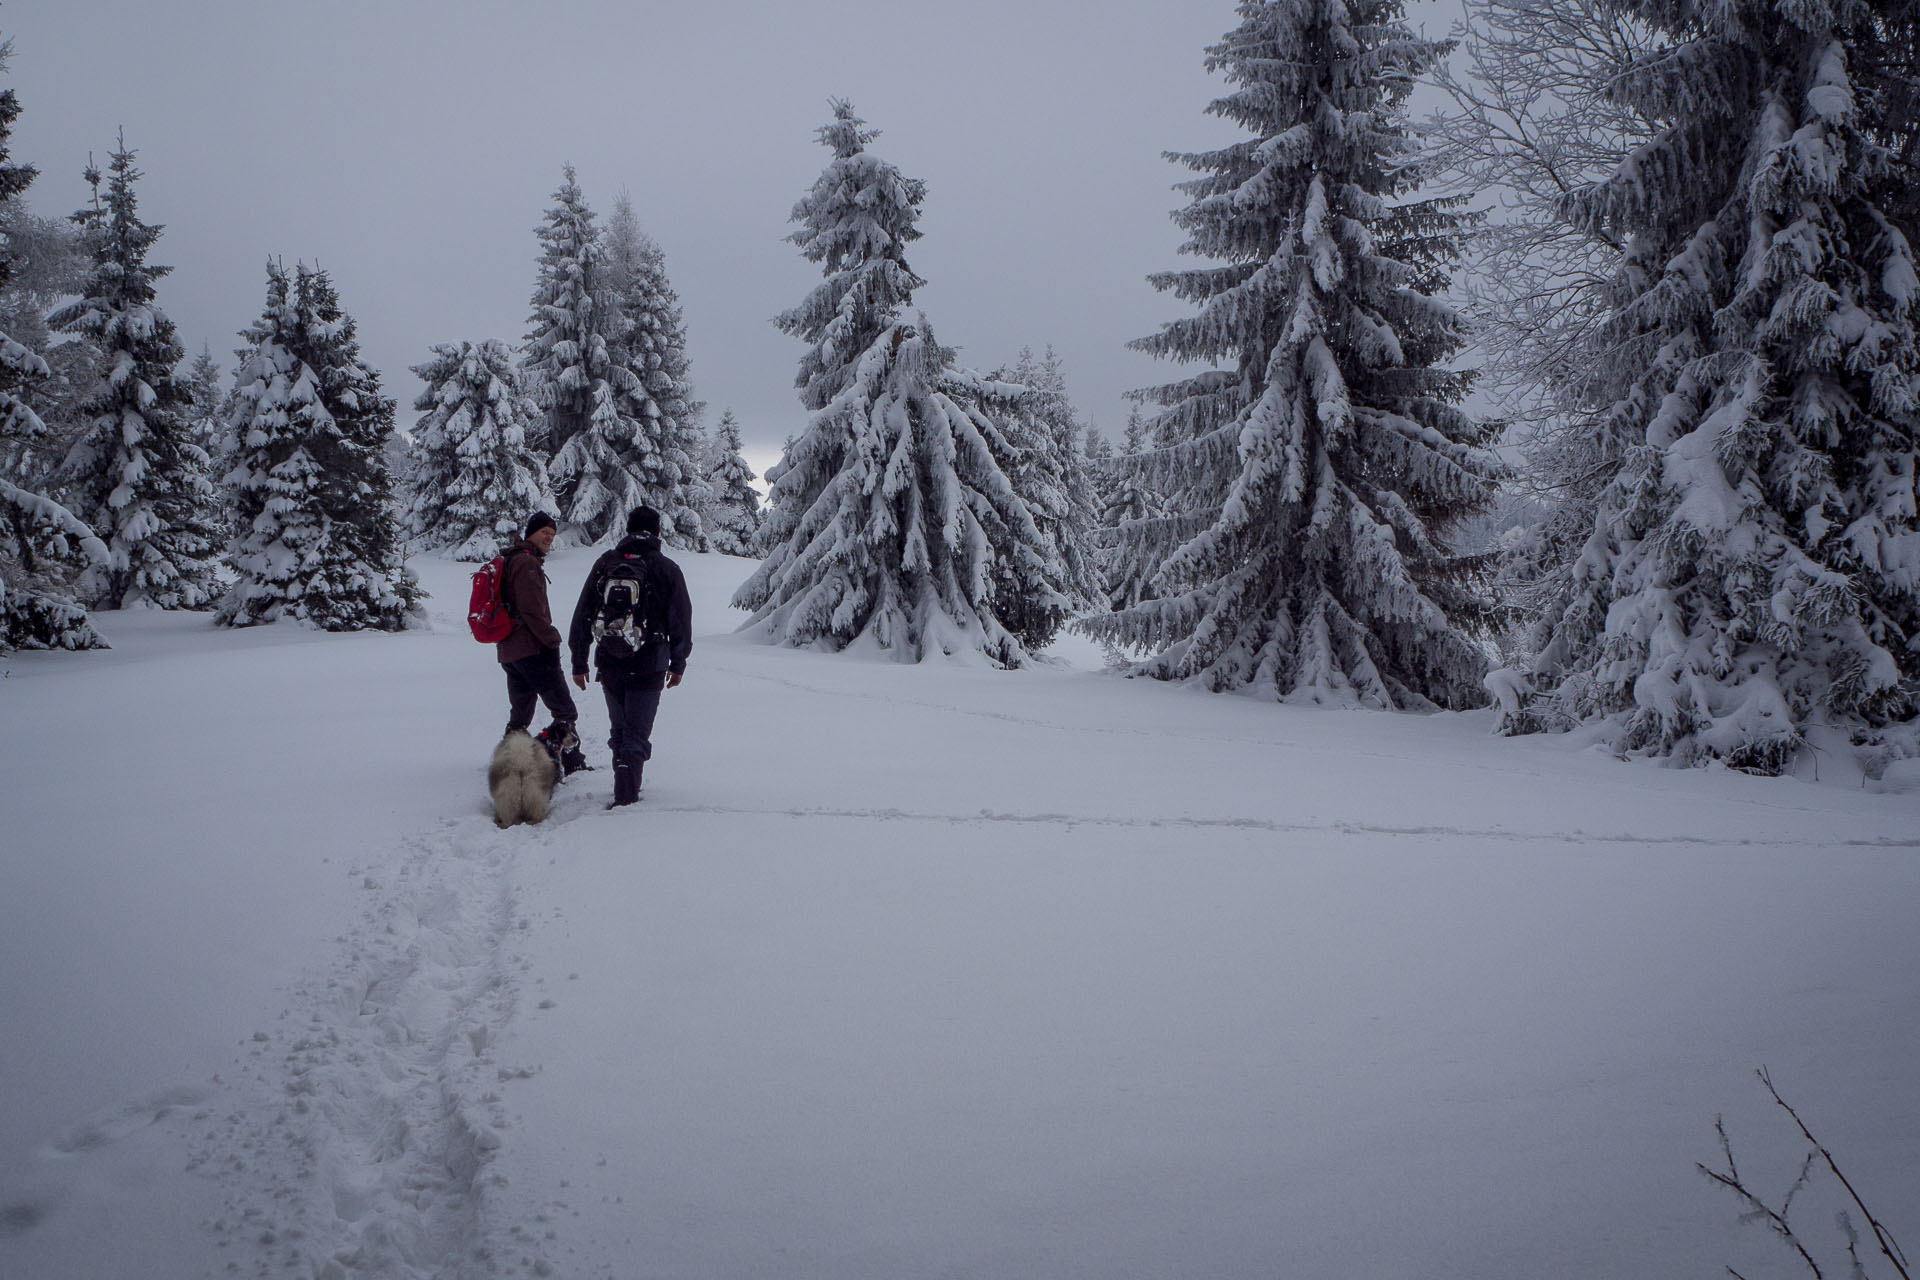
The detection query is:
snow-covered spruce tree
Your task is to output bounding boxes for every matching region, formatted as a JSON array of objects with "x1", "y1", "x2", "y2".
[
  {"x1": 1082, "y1": 0, "x2": 1504, "y2": 708},
  {"x1": 703, "y1": 407, "x2": 761, "y2": 556},
  {"x1": 524, "y1": 170, "x2": 697, "y2": 545},
  {"x1": 181, "y1": 342, "x2": 237, "y2": 543},
  {"x1": 1, "y1": 191, "x2": 95, "y2": 481},
  {"x1": 0, "y1": 198, "x2": 84, "y2": 376},
  {"x1": 736, "y1": 102, "x2": 1063, "y2": 664},
  {"x1": 1500, "y1": 0, "x2": 1920, "y2": 772},
  {"x1": 0, "y1": 45, "x2": 104, "y2": 650},
  {"x1": 603, "y1": 192, "x2": 706, "y2": 547},
  {"x1": 1097, "y1": 406, "x2": 1169, "y2": 612},
  {"x1": 776, "y1": 101, "x2": 926, "y2": 417},
  {"x1": 1084, "y1": 420, "x2": 1115, "y2": 476},
  {"x1": 991, "y1": 346, "x2": 1104, "y2": 634},
  {"x1": 219, "y1": 262, "x2": 415, "y2": 630},
  {"x1": 520, "y1": 167, "x2": 603, "y2": 483},
  {"x1": 50, "y1": 137, "x2": 220, "y2": 610},
  {"x1": 403, "y1": 339, "x2": 551, "y2": 560},
  {"x1": 182, "y1": 342, "x2": 223, "y2": 455},
  {"x1": 950, "y1": 363, "x2": 1075, "y2": 652}
]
